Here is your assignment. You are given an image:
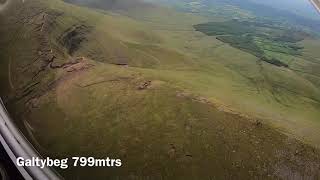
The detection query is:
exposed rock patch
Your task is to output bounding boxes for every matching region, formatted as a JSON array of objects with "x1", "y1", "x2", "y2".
[{"x1": 138, "y1": 80, "x2": 151, "y2": 90}]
